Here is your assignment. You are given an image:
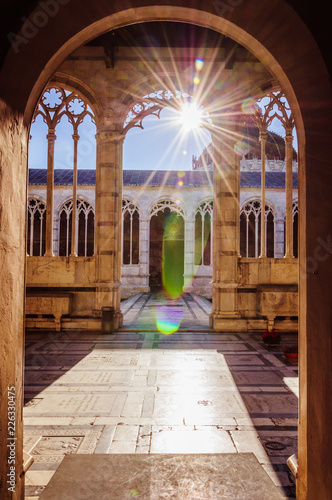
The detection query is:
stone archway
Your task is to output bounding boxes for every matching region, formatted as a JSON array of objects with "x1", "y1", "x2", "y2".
[{"x1": 0, "y1": 2, "x2": 331, "y2": 499}]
